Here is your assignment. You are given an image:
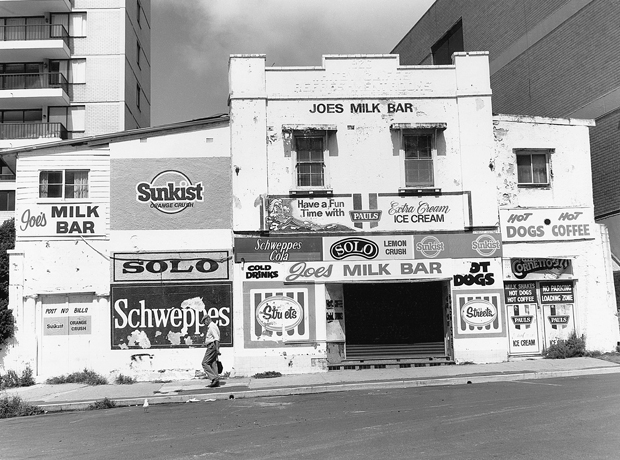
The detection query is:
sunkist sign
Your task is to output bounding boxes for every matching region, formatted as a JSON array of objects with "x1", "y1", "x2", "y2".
[{"x1": 136, "y1": 170, "x2": 204, "y2": 214}]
